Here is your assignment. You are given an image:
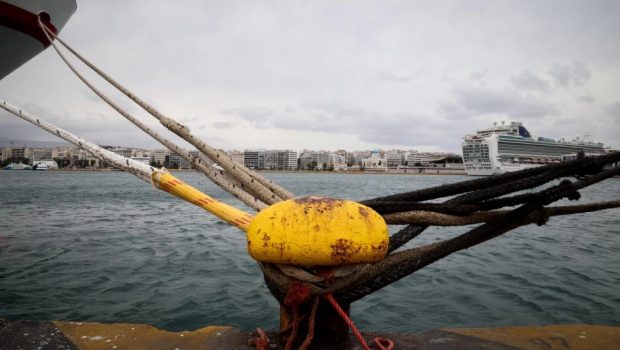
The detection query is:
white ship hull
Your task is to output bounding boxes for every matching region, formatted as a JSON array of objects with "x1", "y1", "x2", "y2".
[{"x1": 462, "y1": 122, "x2": 605, "y2": 176}]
